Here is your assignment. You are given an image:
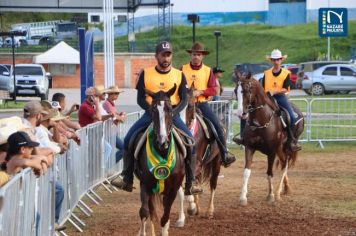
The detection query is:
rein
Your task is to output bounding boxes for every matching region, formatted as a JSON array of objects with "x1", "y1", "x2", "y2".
[{"x1": 244, "y1": 81, "x2": 276, "y2": 131}]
